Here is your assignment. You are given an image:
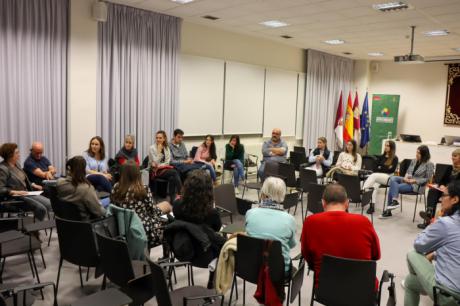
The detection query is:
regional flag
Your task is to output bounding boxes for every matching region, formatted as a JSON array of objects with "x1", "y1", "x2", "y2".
[{"x1": 334, "y1": 91, "x2": 344, "y2": 149}]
